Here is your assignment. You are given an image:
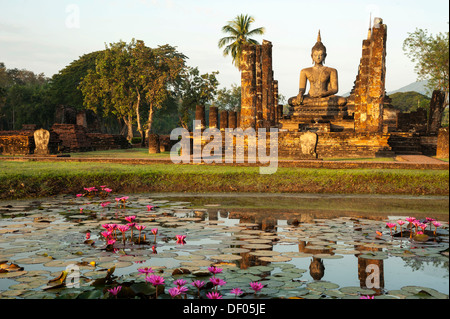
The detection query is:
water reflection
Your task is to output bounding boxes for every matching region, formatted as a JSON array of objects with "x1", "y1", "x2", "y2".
[{"x1": 0, "y1": 193, "x2": 448, "y2": 299}]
